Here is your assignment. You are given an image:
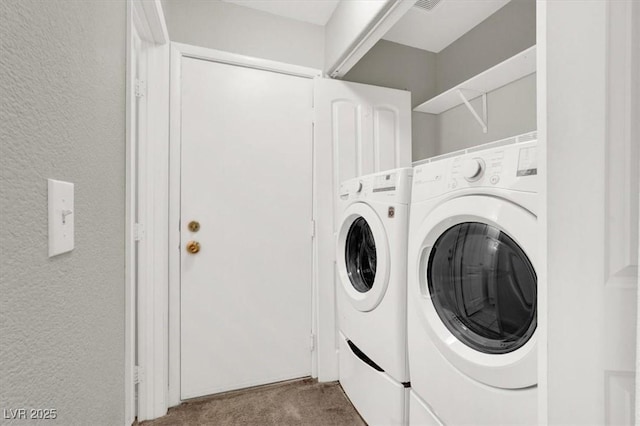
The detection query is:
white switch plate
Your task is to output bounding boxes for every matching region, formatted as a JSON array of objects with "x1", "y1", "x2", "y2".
[{"x1": 48, "y1": 179, "x2": 74, "y2": 257}]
